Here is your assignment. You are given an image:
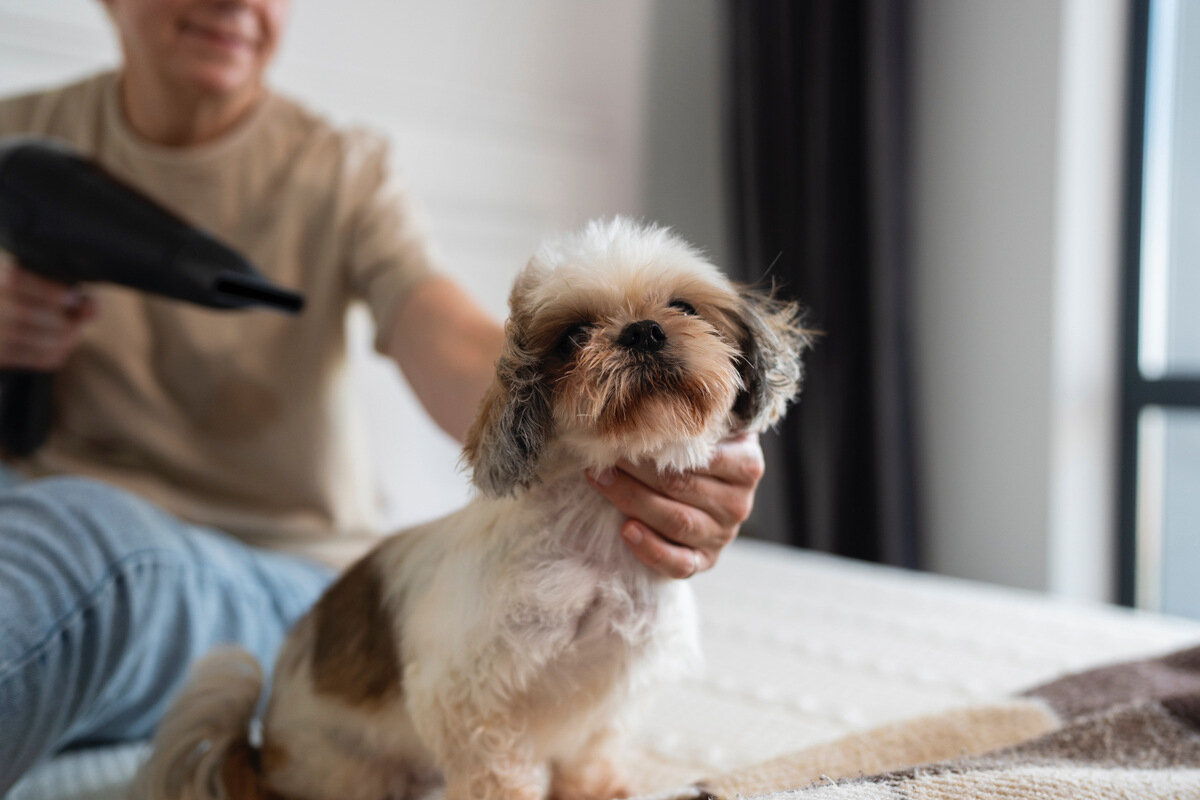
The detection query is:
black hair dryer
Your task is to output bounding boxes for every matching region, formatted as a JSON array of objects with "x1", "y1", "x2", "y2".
[{"x1": 0, "y1": 136, "x2": 305, "y2": 457}]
